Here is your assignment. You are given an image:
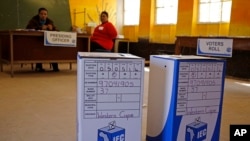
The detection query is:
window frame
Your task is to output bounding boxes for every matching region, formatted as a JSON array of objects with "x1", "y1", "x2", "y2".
[
  {"x1": 155, "y1": 0, "x2": 179, "y2": 25},
  {"x1": 198, "y1": 0, "x2": 232, "y2": 23},
  {"x1": 123, "y1": 0, "x2": 140, "y2": 26}
]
